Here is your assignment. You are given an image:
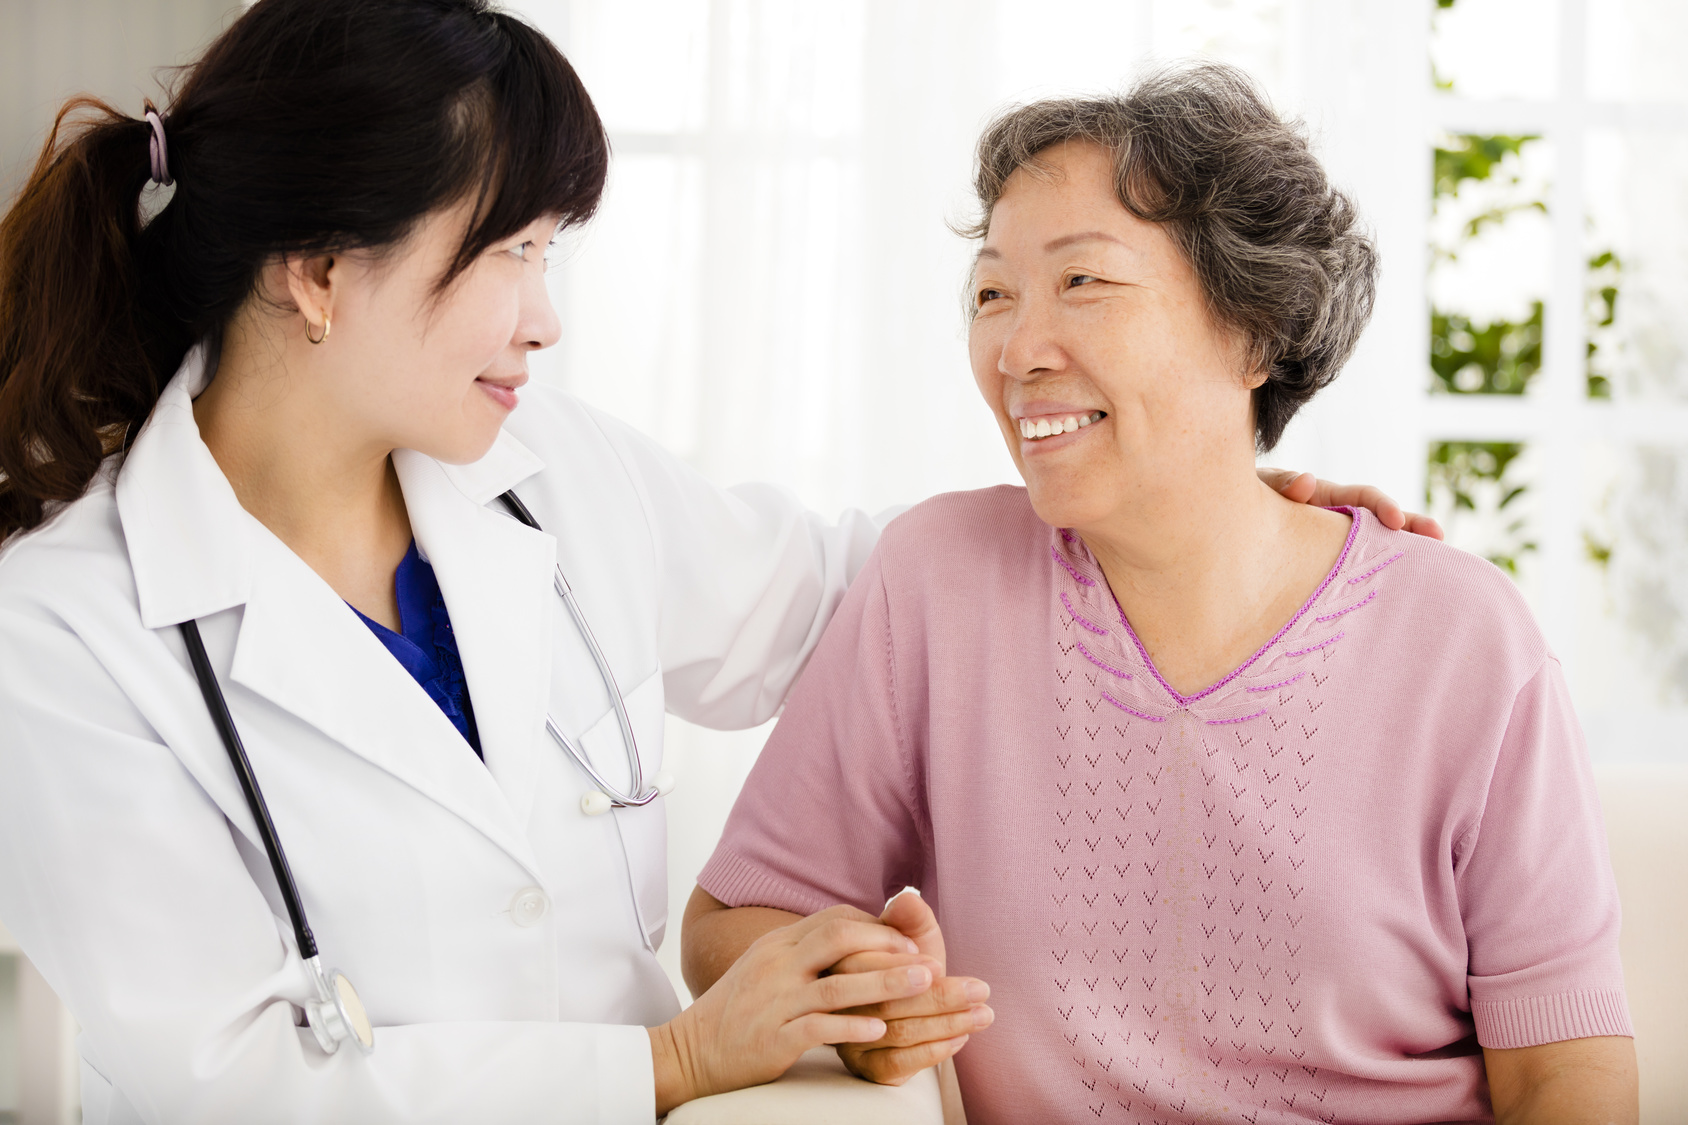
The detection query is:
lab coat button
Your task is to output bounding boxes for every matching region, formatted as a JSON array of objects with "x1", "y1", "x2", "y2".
[{"x1": 510, "y1": 887, "x2": 549, "y2": 927}]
